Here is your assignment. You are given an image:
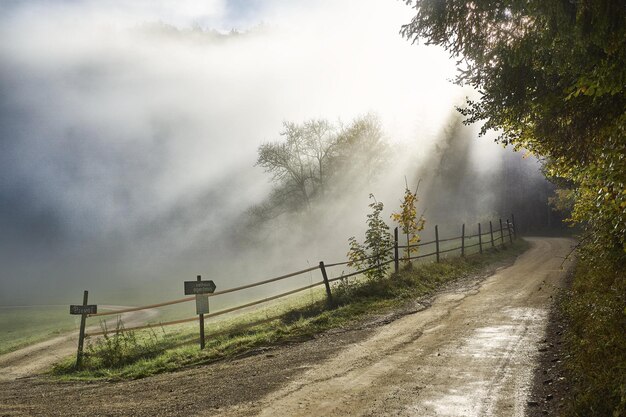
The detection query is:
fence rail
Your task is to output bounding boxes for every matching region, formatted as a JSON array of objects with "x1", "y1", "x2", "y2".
[{"x1": 72, "y1": 214, "x2": 518, "y2": 365}]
